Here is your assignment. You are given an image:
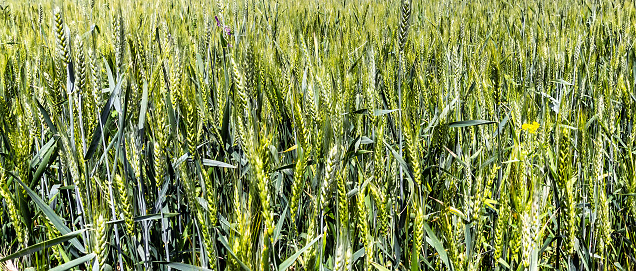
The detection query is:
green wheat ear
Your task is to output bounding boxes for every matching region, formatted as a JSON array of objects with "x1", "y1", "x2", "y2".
[
  {"x1": 1, "y1": 1, "x2": 635, "y2": 269},
  {"x1": 494, "y1": 185, "x2": 510, "y2": 263},
  {"x1": 54, "y1": 7, "x2": 70, "y2": 65},
  {"x1": 114, "y1": 174, "x2": 134, "y2": 237},
  {"x1": 290, "y1": 145, "x2": 307, "y2": 226},
  {"x1": 0, "y1": 170, "x2": 25, "y2": 246},
  {"x1": 94, "y1": 214, "x2": 109, "y2": 268}
]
